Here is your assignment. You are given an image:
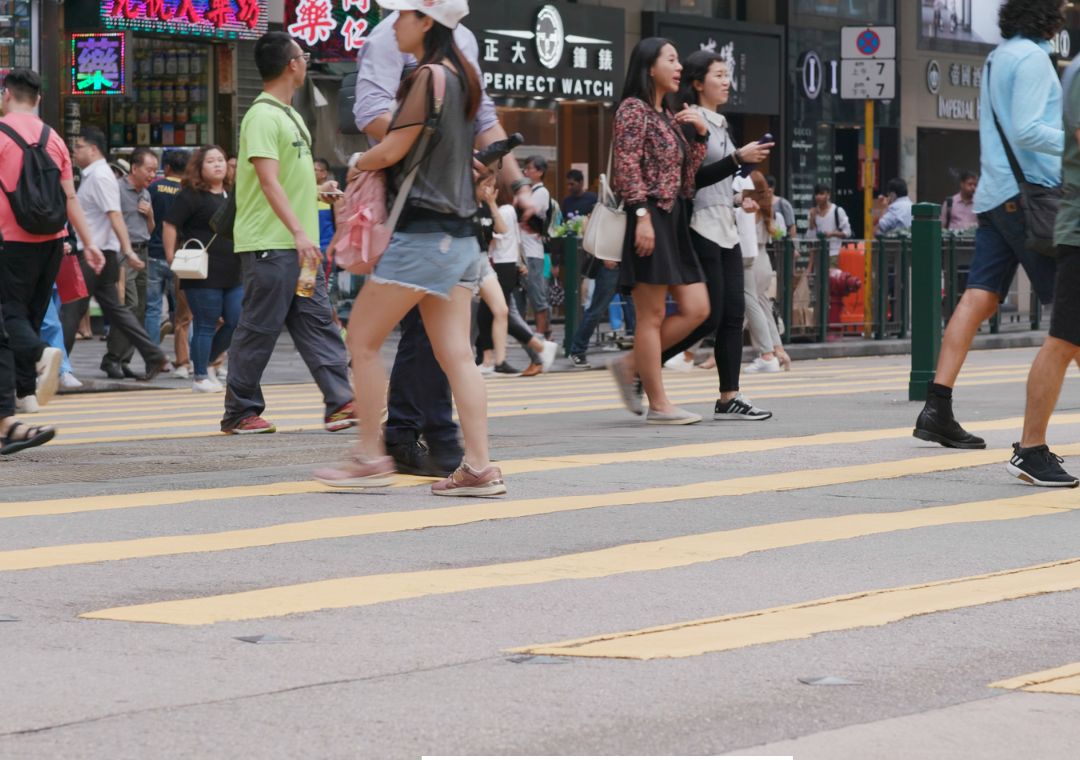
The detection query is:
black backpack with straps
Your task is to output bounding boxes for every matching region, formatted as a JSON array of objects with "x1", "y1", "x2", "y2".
[{"x1": 0, "y1": 122, "x2": 68, "y2": 235}]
